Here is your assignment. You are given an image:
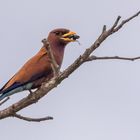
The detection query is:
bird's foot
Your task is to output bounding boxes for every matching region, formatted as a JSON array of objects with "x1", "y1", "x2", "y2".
[{"x1": 29, "y1": 90, "x2": 33, "y2": 94}]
